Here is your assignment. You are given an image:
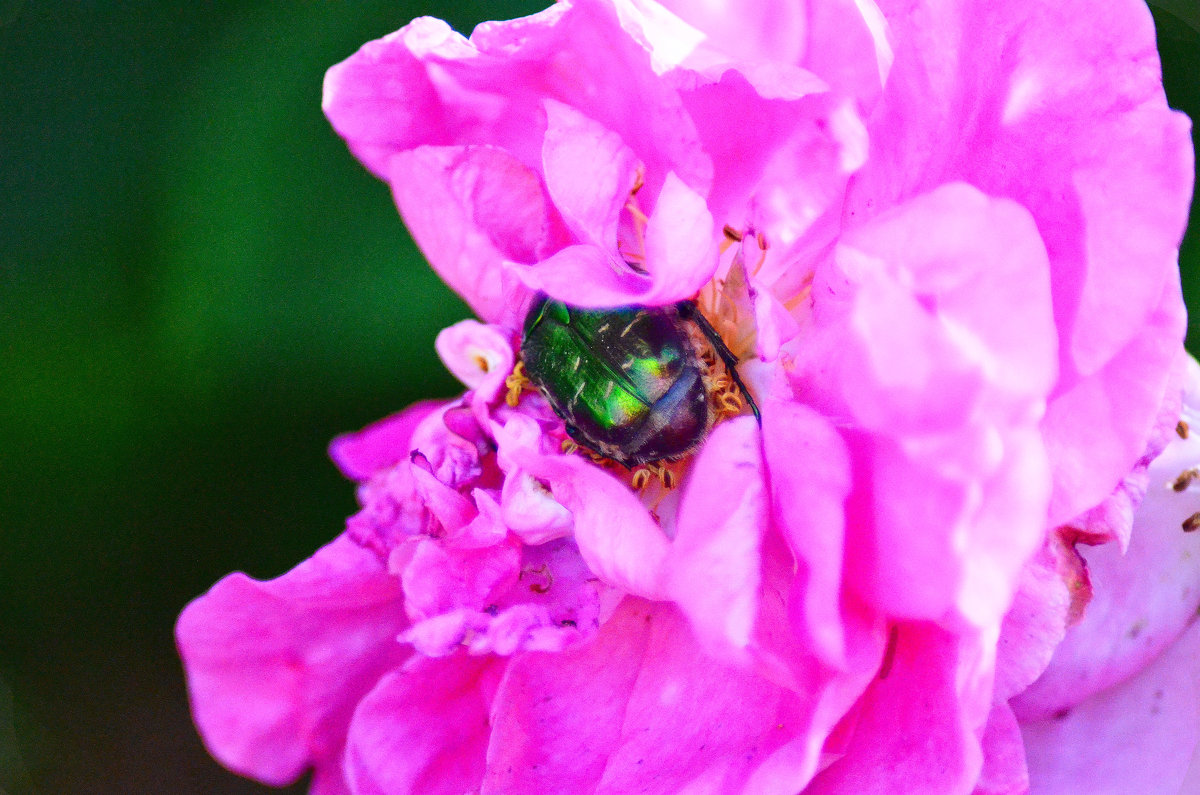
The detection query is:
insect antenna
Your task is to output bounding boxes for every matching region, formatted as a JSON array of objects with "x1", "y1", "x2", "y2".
[{"x1": 677, "y1": 301, "x2": 761, "y2": 424}]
